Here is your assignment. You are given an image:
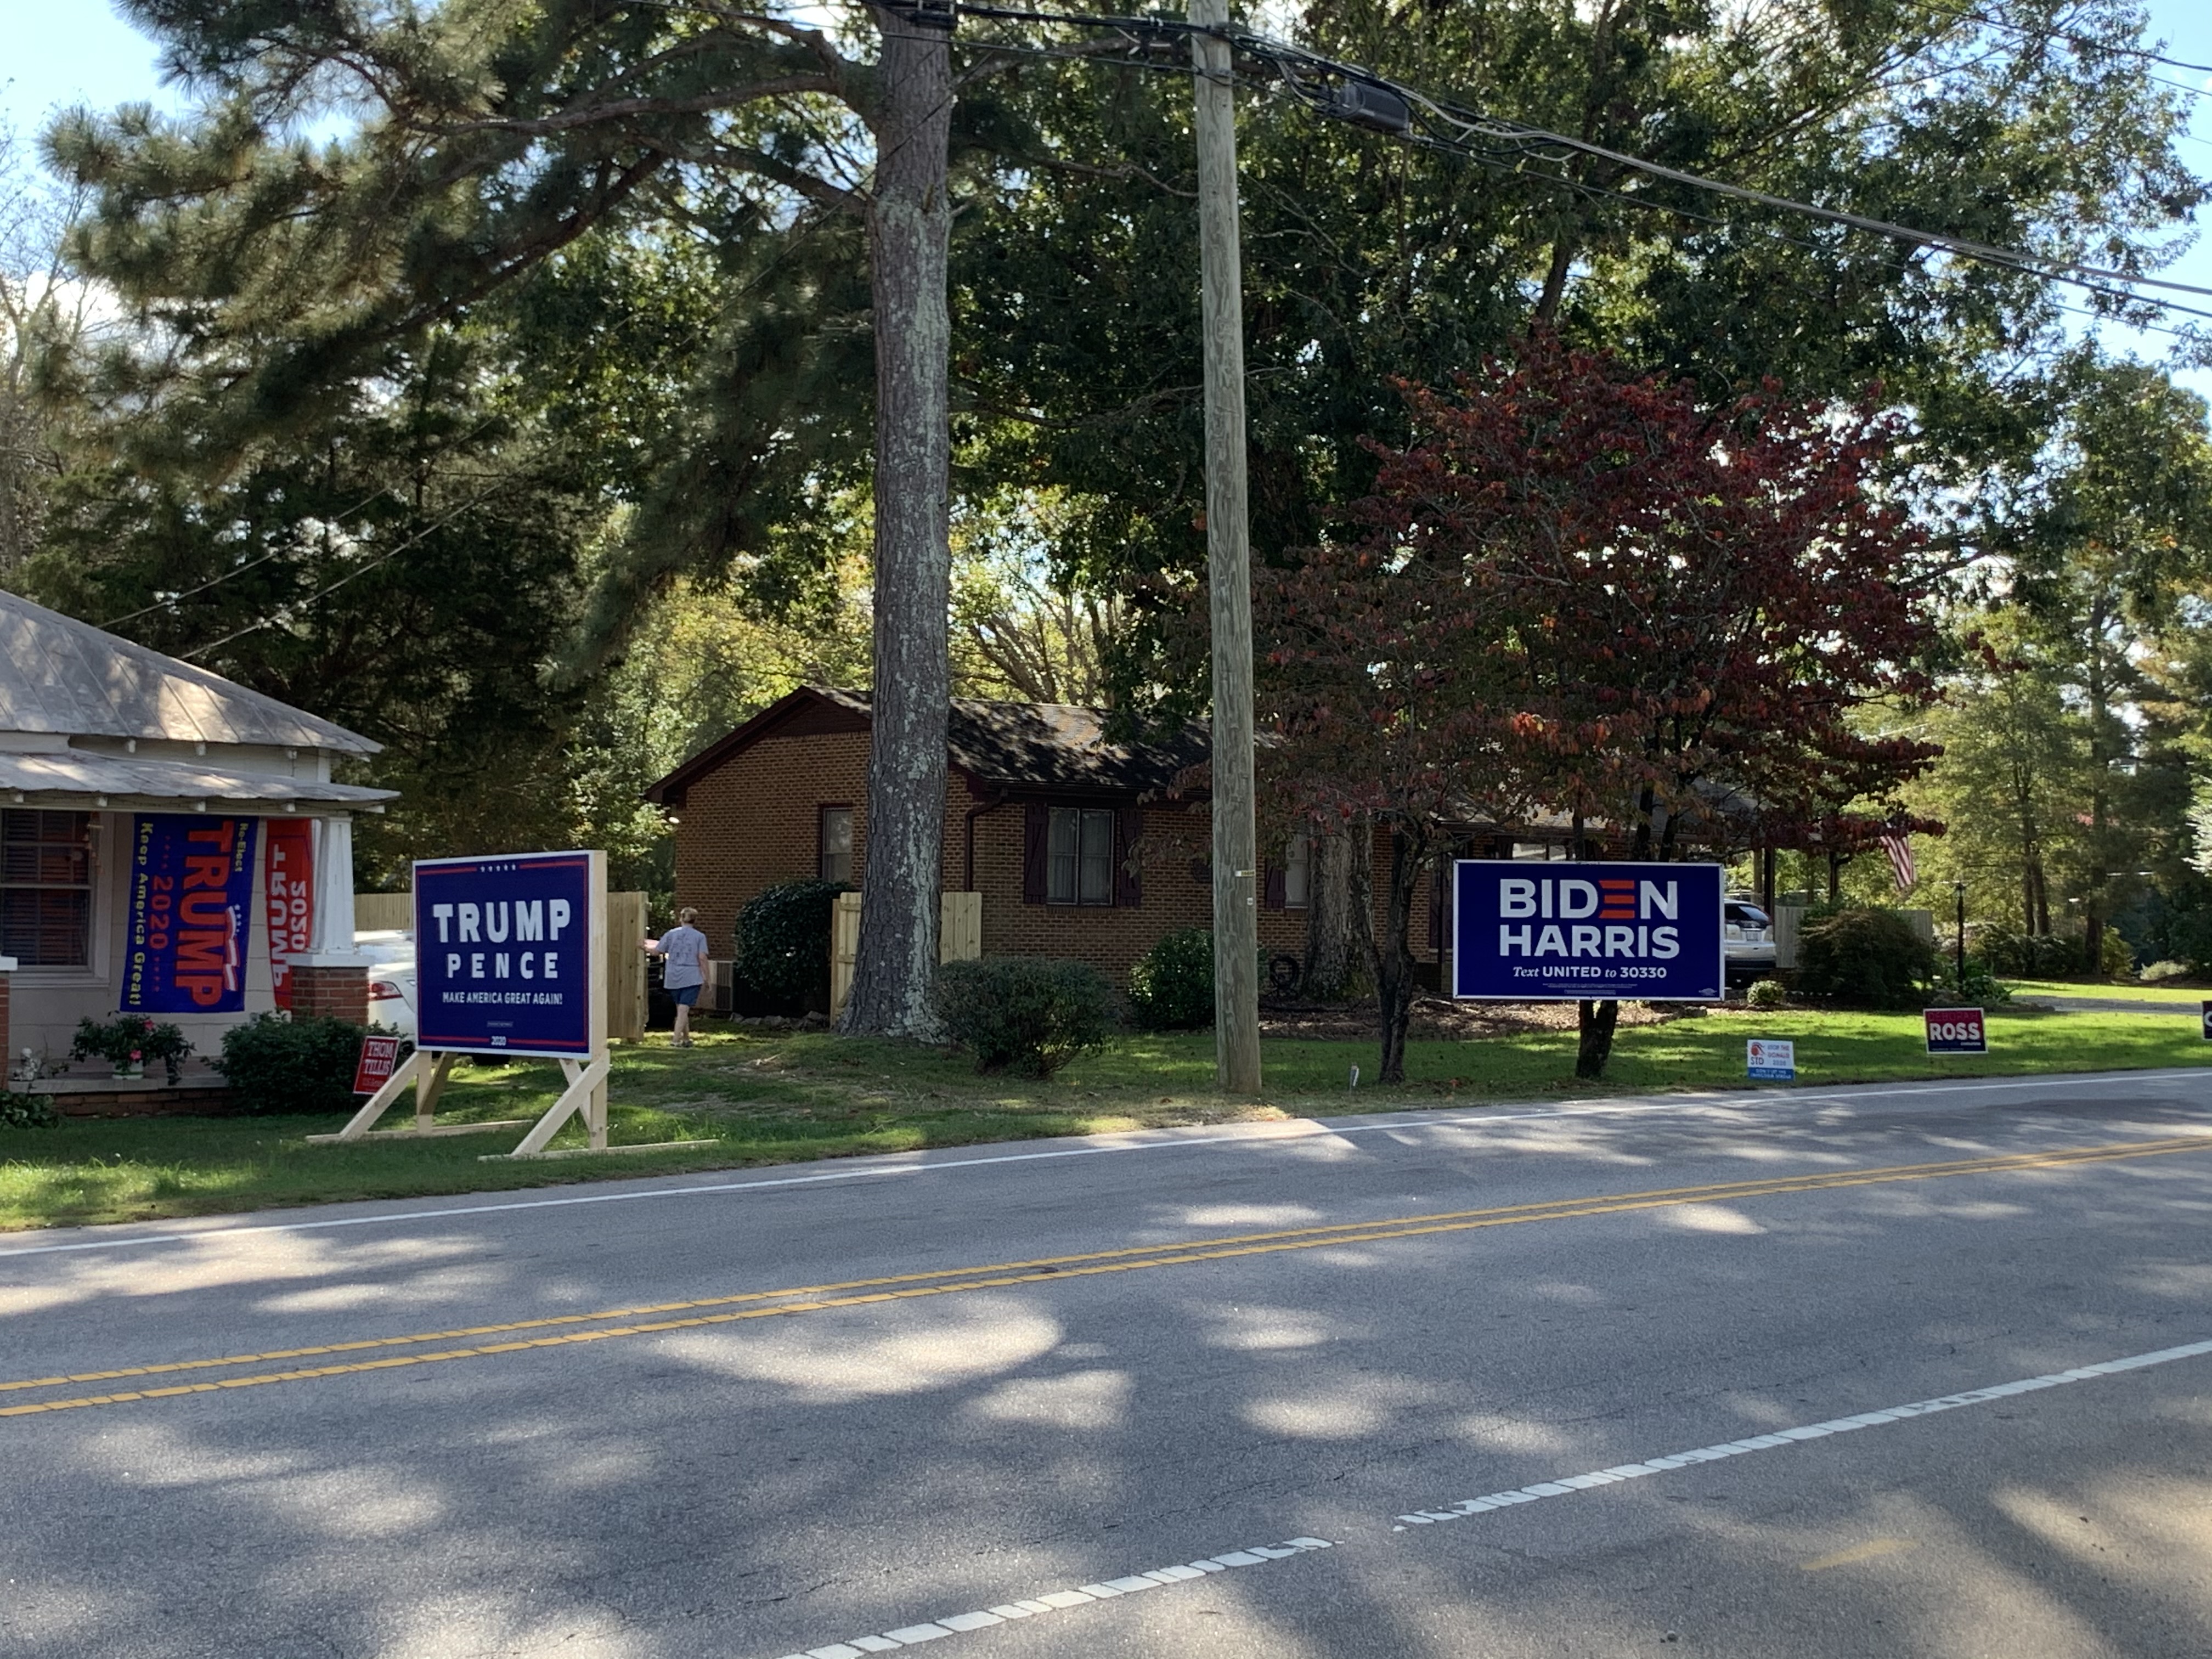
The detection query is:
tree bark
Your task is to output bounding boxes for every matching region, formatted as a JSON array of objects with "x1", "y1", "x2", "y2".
[
  {"x1": 1575, "y1": 998, "x2": 1620, "y2": 1079},
  {"x1": 840, "y1": 9, "x2": 953, "y2": 1039},
  {"x1": 1303, "y1": 823, "x2": 1365, "y2": 1000},
  {"x1": 1368, "y1": 823, "x2": 1424, "y2": 1084}
]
